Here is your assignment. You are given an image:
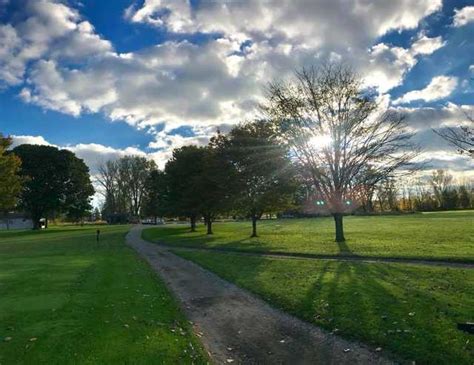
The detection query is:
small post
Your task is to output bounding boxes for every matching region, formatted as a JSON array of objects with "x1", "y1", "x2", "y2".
[{"x1": 96, "y1": 229, "x2": 100, "y2": 243}]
